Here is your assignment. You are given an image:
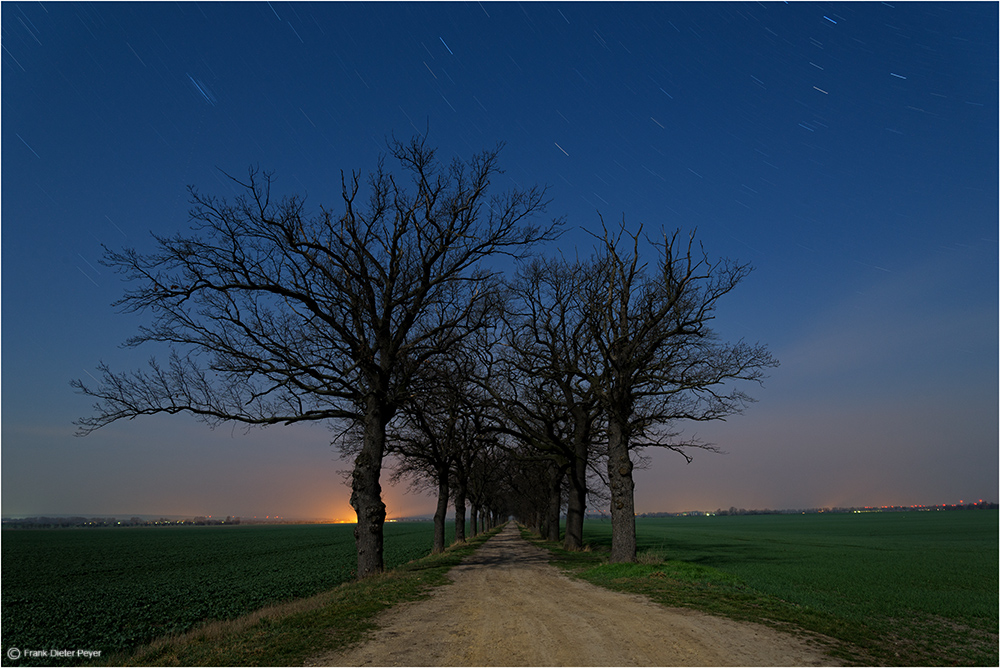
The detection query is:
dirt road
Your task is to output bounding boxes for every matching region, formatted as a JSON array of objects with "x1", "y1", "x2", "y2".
[{"x1": 307, "y1": 523, "x2": 839, "y2": 666}]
